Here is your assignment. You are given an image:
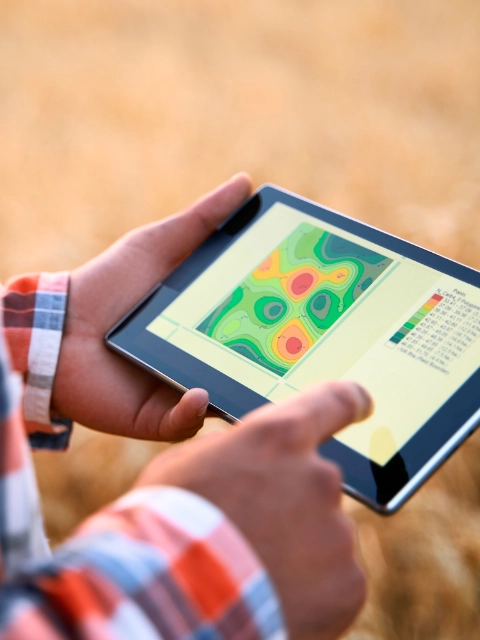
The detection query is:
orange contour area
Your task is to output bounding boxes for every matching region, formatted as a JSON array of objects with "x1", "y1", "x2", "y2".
[
  {"x1": 272, "y1": 318, "x2": 314, "y2": 362},
  {"x1": 253, "y1": 249, "x2": 281, "y2": 280},
  {"x1": 284, "y1": 265, "x2": 351, "y2": 300}
]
